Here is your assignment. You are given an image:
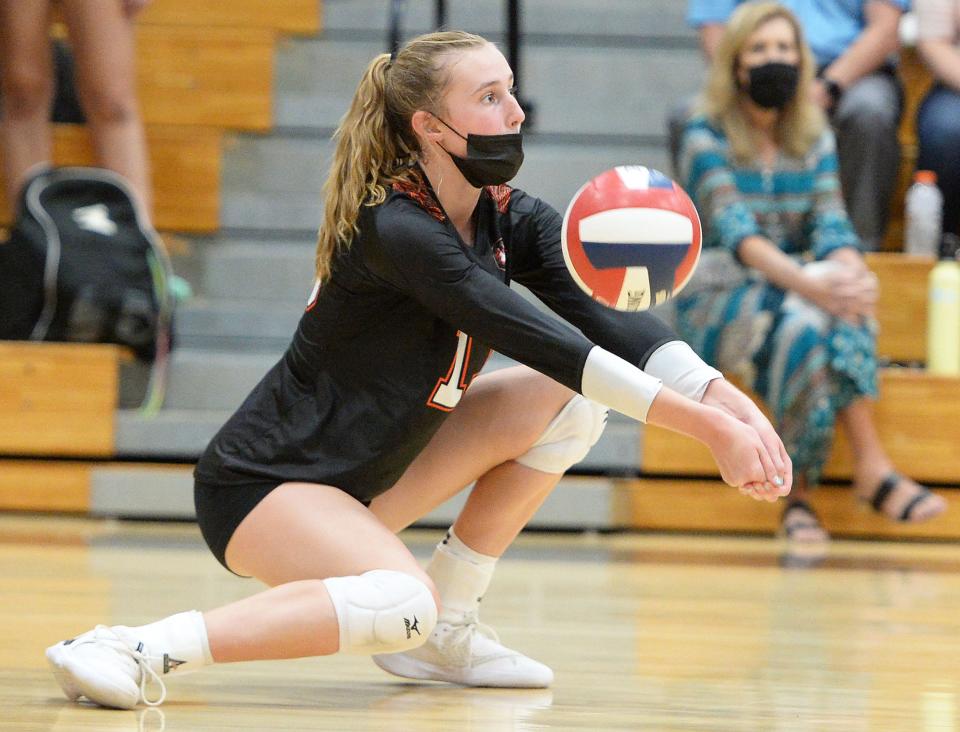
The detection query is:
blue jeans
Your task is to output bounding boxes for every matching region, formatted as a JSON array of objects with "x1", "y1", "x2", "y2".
[{"x1": 917, "y1": 84, "x2": 960, "y2": 237}]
